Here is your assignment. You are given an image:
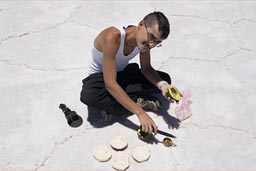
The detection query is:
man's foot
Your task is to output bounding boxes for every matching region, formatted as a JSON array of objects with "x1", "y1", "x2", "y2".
[{"x1": 136, "y1": 95, "x2": 162, "y2": 113}]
